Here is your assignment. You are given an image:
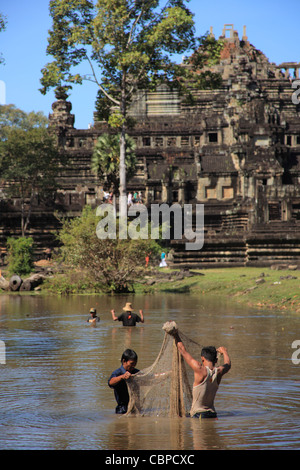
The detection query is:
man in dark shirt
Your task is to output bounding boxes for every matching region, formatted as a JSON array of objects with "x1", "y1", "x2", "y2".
[
  {"x1": 111, "y1": 302, "x2": 144, "y2": 326},
  {"x1": 108, "y1": 349, "x2": 139, "y2": 414}
]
